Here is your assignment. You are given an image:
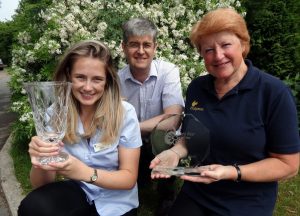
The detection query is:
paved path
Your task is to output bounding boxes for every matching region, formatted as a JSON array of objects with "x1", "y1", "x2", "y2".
[
  {"x1": 0, "y1": 69, "x2": 18, "y2": 216},
  {"x1": 0, "y1": 70, "x2": 16, "y2": 150}
]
